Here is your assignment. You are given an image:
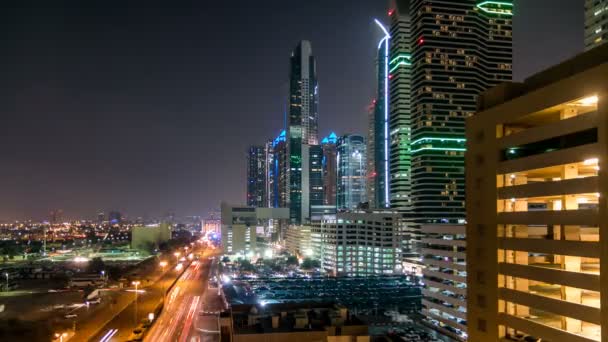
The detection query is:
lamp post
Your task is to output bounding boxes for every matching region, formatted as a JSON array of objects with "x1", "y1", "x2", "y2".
[
  {"x1": 132, "y1": 280, "x2": 140, "y2": 325},
  {"x1": 4, "y1": 272, "x2": 8, "y2": 292}
]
